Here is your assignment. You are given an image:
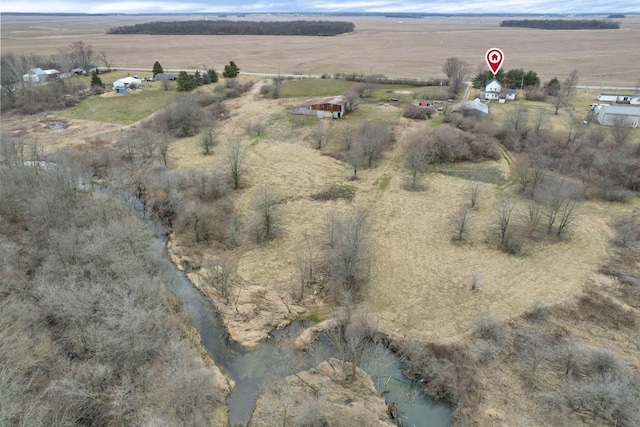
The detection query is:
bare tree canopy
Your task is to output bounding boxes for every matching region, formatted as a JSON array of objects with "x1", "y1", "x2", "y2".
[{"x1": 443, "y1": 57, "x2": 469, "y2": 96}]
